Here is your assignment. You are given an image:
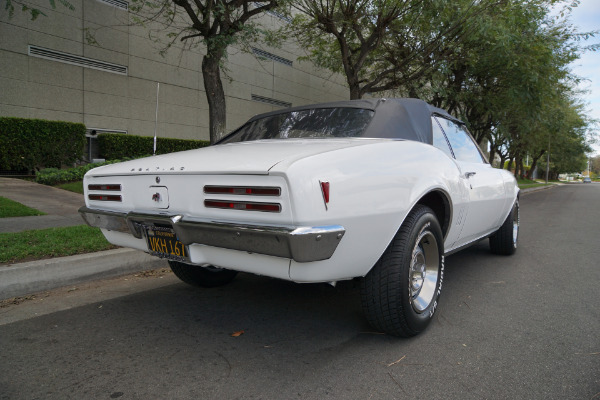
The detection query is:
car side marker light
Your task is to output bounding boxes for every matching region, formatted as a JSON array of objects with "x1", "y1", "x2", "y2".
[{"x1": 320, "y1": 181, "x2": 330, "y2": 210}]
